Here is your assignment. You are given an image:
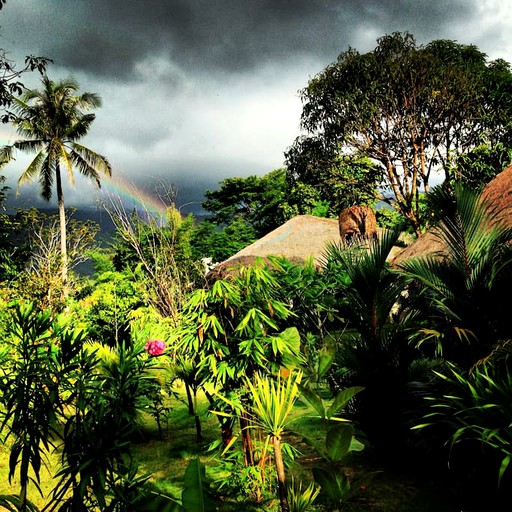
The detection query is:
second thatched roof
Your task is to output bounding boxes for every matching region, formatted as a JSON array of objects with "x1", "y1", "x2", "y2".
[{"x1": 391, "y1": 164, "x2": 512, "y2": 265}]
